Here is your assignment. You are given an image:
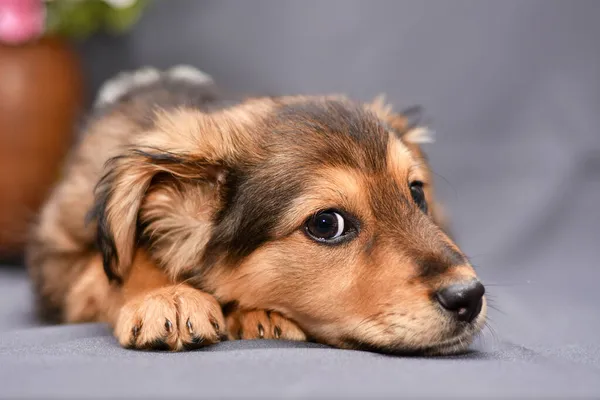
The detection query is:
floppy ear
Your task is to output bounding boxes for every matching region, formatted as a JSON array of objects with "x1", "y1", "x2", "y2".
[{"x1": 90, "y1": 106, "x2": 263, "y2": 283}]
